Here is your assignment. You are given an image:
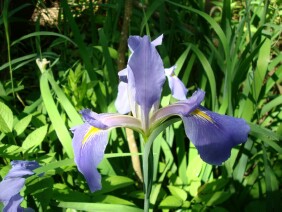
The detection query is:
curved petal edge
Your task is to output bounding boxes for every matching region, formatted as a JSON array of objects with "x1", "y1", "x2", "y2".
[
  {"x1": 71, "y1": 123, "x2": 109, "y2": 192},
  {"x1": 183, "y1": 107, "x2": 250, "y2": 165}
]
